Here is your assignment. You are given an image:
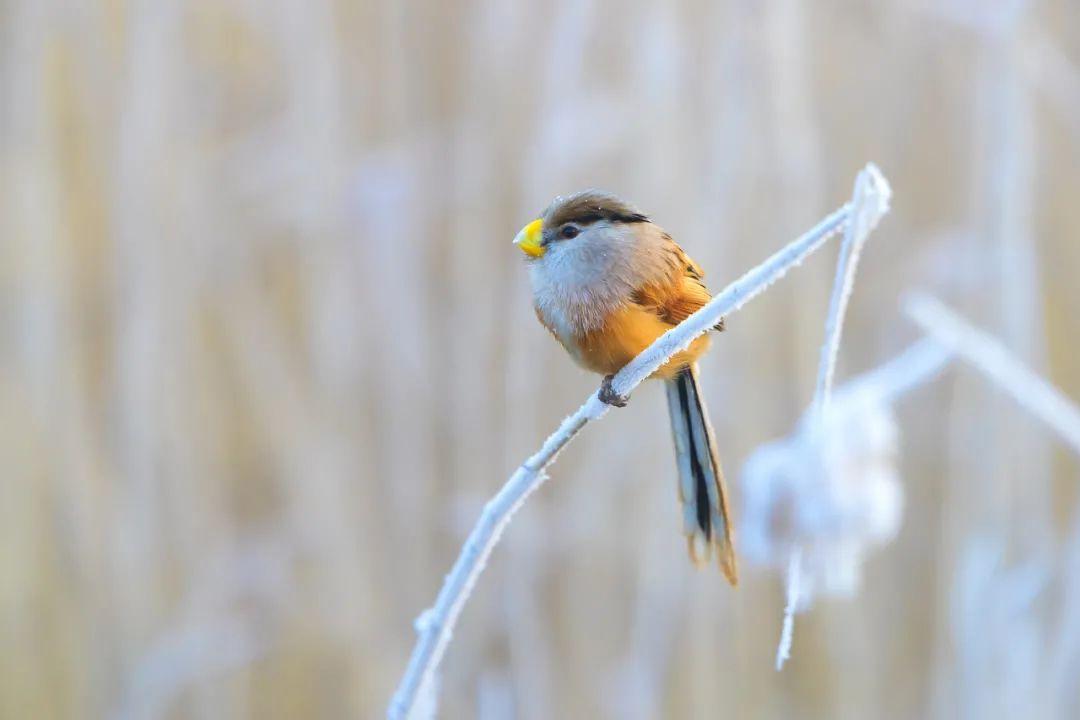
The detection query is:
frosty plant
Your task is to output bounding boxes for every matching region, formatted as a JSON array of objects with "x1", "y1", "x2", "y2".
[
  {"x1": 749, "y1": 290, "x2": 1080, "y2": 672},
  {"x1": 904, "y1": 294, "x2": 1080, "y2": 718},
  {"x1": 387, "y1": 165, "x2": 893, "y2": 720},
  {"x1": 905, "y1": 294, "x2": 1080, "y2": 456},
  {"x1": 733, "y1": 166, "x2": 898, "y2": 670},
  {"x1": 742, "y1": 340, "x2": 952, "y2": 669}
]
